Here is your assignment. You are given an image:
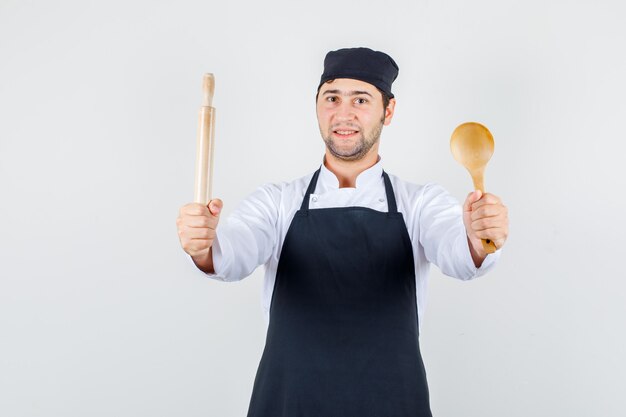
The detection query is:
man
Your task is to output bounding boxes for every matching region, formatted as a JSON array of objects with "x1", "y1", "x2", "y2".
[{"x1": 176, "y1": 47, "x2": 509, "y2": 417}]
